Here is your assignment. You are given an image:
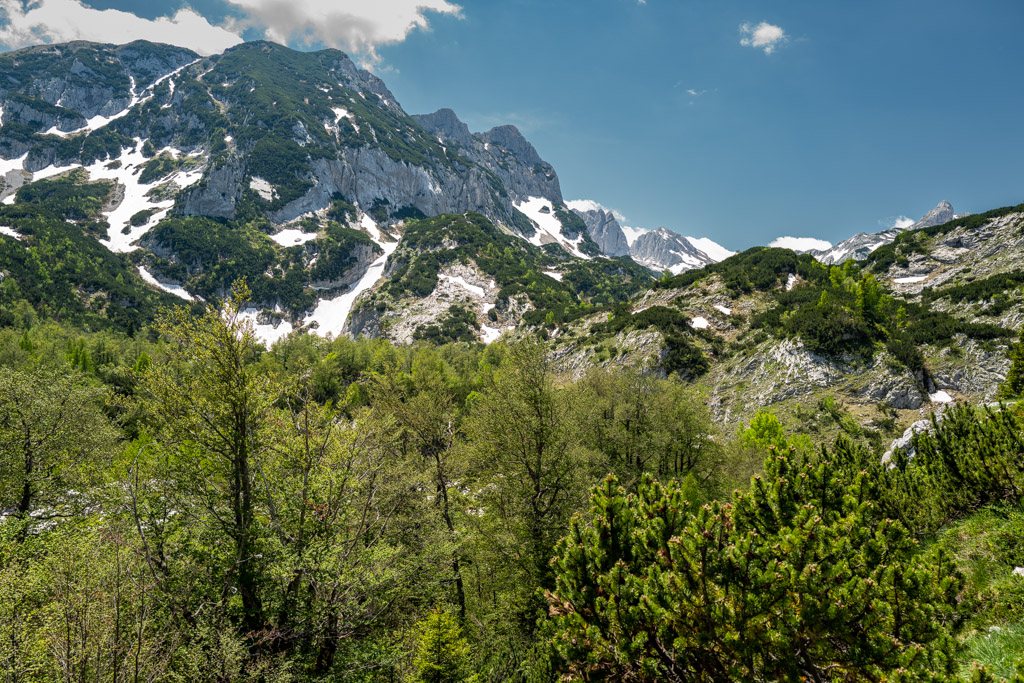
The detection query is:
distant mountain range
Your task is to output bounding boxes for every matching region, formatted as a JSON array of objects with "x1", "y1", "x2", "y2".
[{"x1": 0, "y1": 38, "x2": 992, "y2": 349}]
